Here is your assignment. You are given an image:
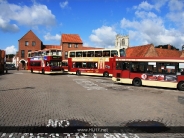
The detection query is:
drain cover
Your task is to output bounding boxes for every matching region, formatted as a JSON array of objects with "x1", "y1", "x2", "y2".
[
  {"x1": 68, "y1": 119, "x2": 91, "y2": 126},
  {"x1": 125, "y1": 120, "x2": 170, "y2": 133}
]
